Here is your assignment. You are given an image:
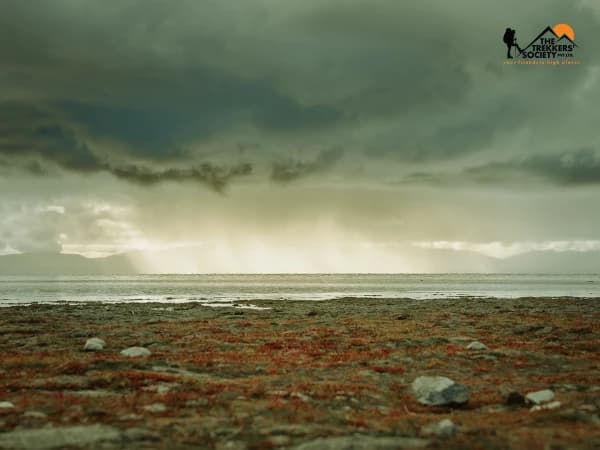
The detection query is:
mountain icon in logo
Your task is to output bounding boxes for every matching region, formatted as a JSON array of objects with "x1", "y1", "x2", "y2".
[
  {"x1": 521, "y1": 24, "x2": 578, "y2": 53},
  {"x1": 556, "y1": 34, "x2": 576, "y2": 46}
]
